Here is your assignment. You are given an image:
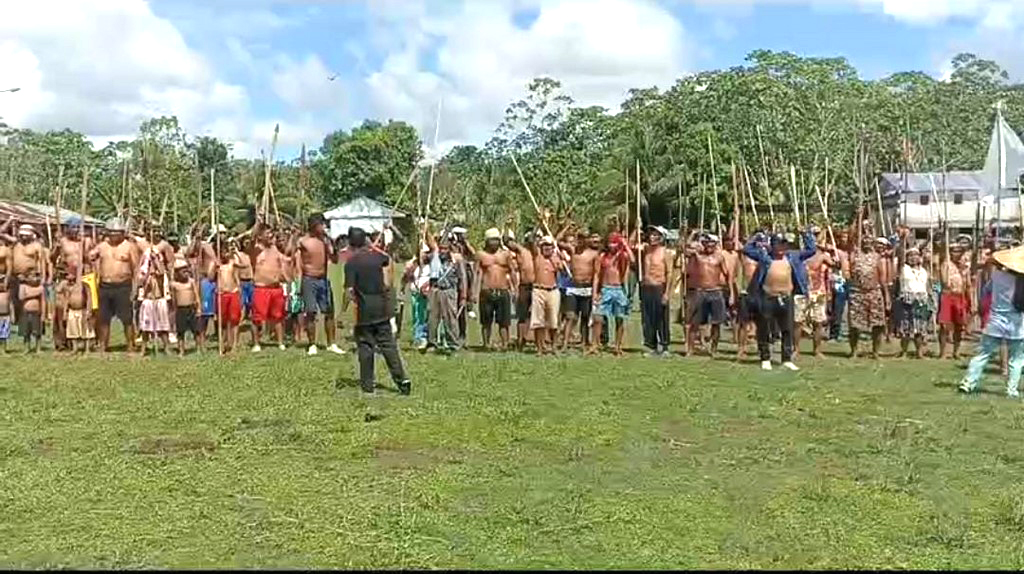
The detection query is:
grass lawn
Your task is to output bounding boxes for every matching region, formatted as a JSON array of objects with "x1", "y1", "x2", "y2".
[{"x1": 3, "y1": 303, "x2": 1024, "y2": 569}]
